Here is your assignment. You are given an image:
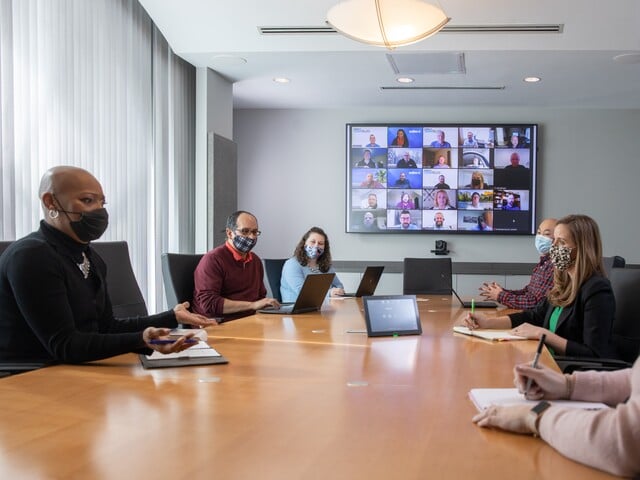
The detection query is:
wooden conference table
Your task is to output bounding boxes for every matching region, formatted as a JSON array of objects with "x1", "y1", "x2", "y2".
[{"x1": 0, "y1": 296, "x2": 616, "y2": 479}]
